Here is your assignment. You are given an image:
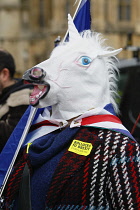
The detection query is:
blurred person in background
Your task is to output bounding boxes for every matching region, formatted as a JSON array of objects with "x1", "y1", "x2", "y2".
[{"x1": 0, "y1": 49, "x2": 32, "y2": 152}]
